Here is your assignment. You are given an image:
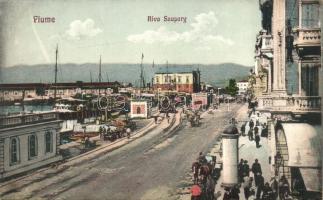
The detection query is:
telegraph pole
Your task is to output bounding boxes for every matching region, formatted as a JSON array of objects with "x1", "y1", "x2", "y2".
[
  {"x1": 99, "y1": 55, "x2": 102, "y2": 95},
  {"x1": 54, "y1": 44, "x2": 58, "y2": 99}
]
